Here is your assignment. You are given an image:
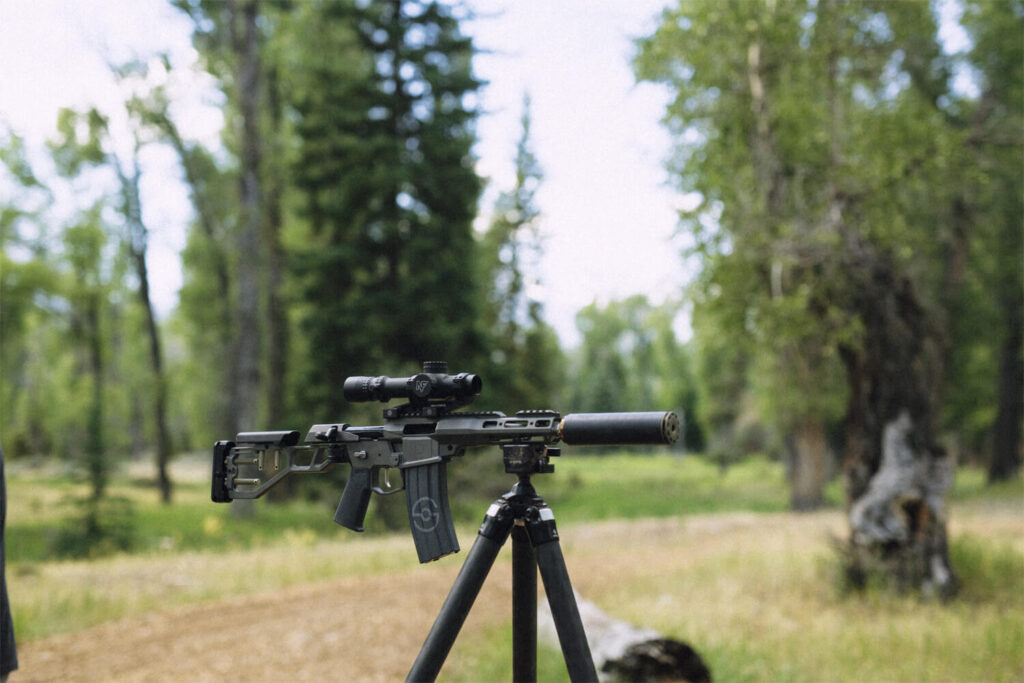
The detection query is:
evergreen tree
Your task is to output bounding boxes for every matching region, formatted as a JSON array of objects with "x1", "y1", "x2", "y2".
[{"x1": 289, "y1": 0, "x2": 485, "y2": 418}]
